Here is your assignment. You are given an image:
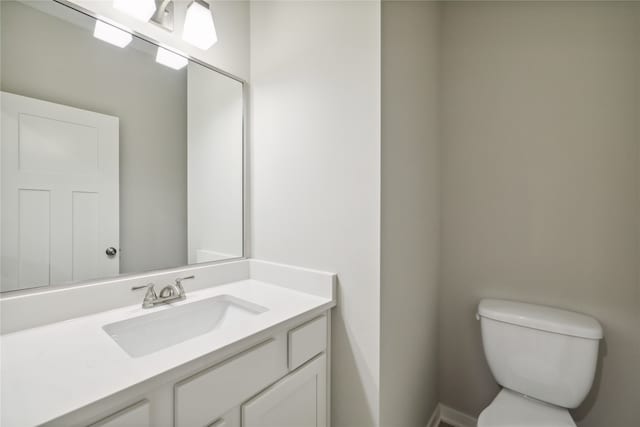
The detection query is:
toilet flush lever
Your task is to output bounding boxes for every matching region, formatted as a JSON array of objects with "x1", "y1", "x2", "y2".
[{"x1": 476, "y1": 313, "x2": 480, "y2": 321}]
